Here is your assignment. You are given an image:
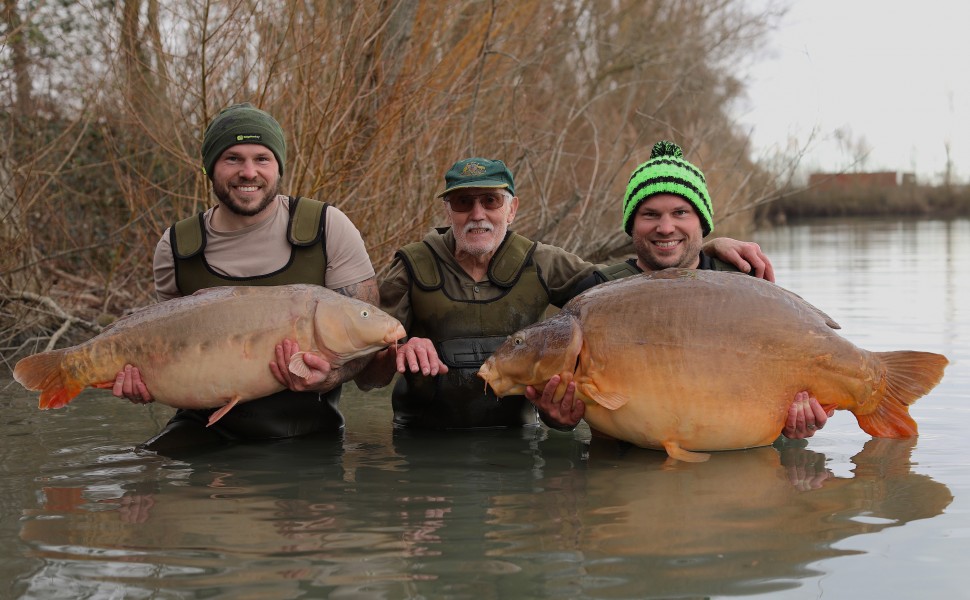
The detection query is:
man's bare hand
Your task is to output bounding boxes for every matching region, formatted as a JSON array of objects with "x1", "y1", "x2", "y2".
[
  {"x1": 395, "y1": 337, "x2": 449, "y2": 377},
  {"x1": 525, "y1": 374, "x2": 583, "y2": 430},
  {"x1": 783, "y1": 391, "x2": 834, "y2": 439},
  {"x1": 112, "y1": 364, "x2": 153, "y2": 404},
  {"x1": 271, "y1": 339, "x2": 336, "y2": 393},
  {"x1": 703, "y1": 237, "x2": 775, "y2": 282}
]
